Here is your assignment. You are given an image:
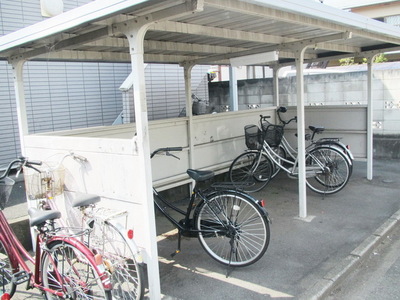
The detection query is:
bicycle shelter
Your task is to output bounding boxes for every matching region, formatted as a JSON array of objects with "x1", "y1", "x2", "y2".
[{"x1": 1, "y1": 1, "x2": 400, "y2": 299}]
